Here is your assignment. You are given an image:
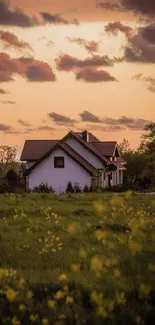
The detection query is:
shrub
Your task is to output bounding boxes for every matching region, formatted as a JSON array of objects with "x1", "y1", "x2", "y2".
[
  {"x1": 66, "y1": 181, "x2": 74, "y2": 193},
  {"x1": 6, "y1": 168, "x2": 18, "y2": 183},
  {"x1": 33, "y1": 183, "x2": 55, "y2": 193},
  {"x1": 83, "y1": 184, "x2": 89, "y2": 193},
  {"x1": 74, "y1": 182, "x2": 81, "y2": 193}
]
